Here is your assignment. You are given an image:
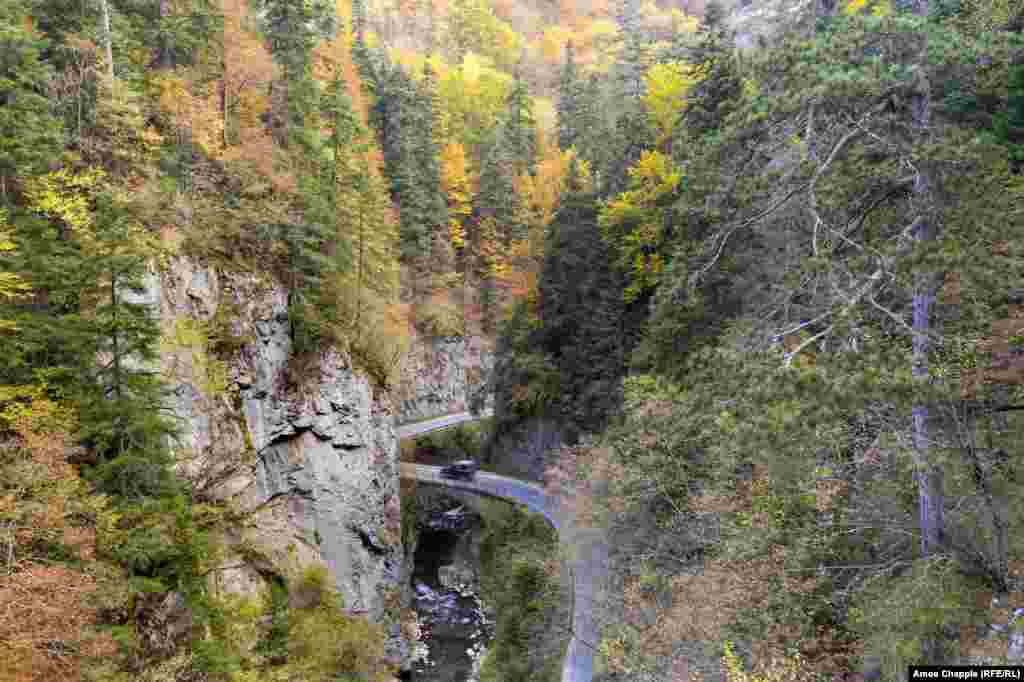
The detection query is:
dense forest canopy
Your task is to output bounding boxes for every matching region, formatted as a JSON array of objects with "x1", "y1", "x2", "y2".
[{"x1": 1, "y1": 0, "x2": 1023, "y2": 677}]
